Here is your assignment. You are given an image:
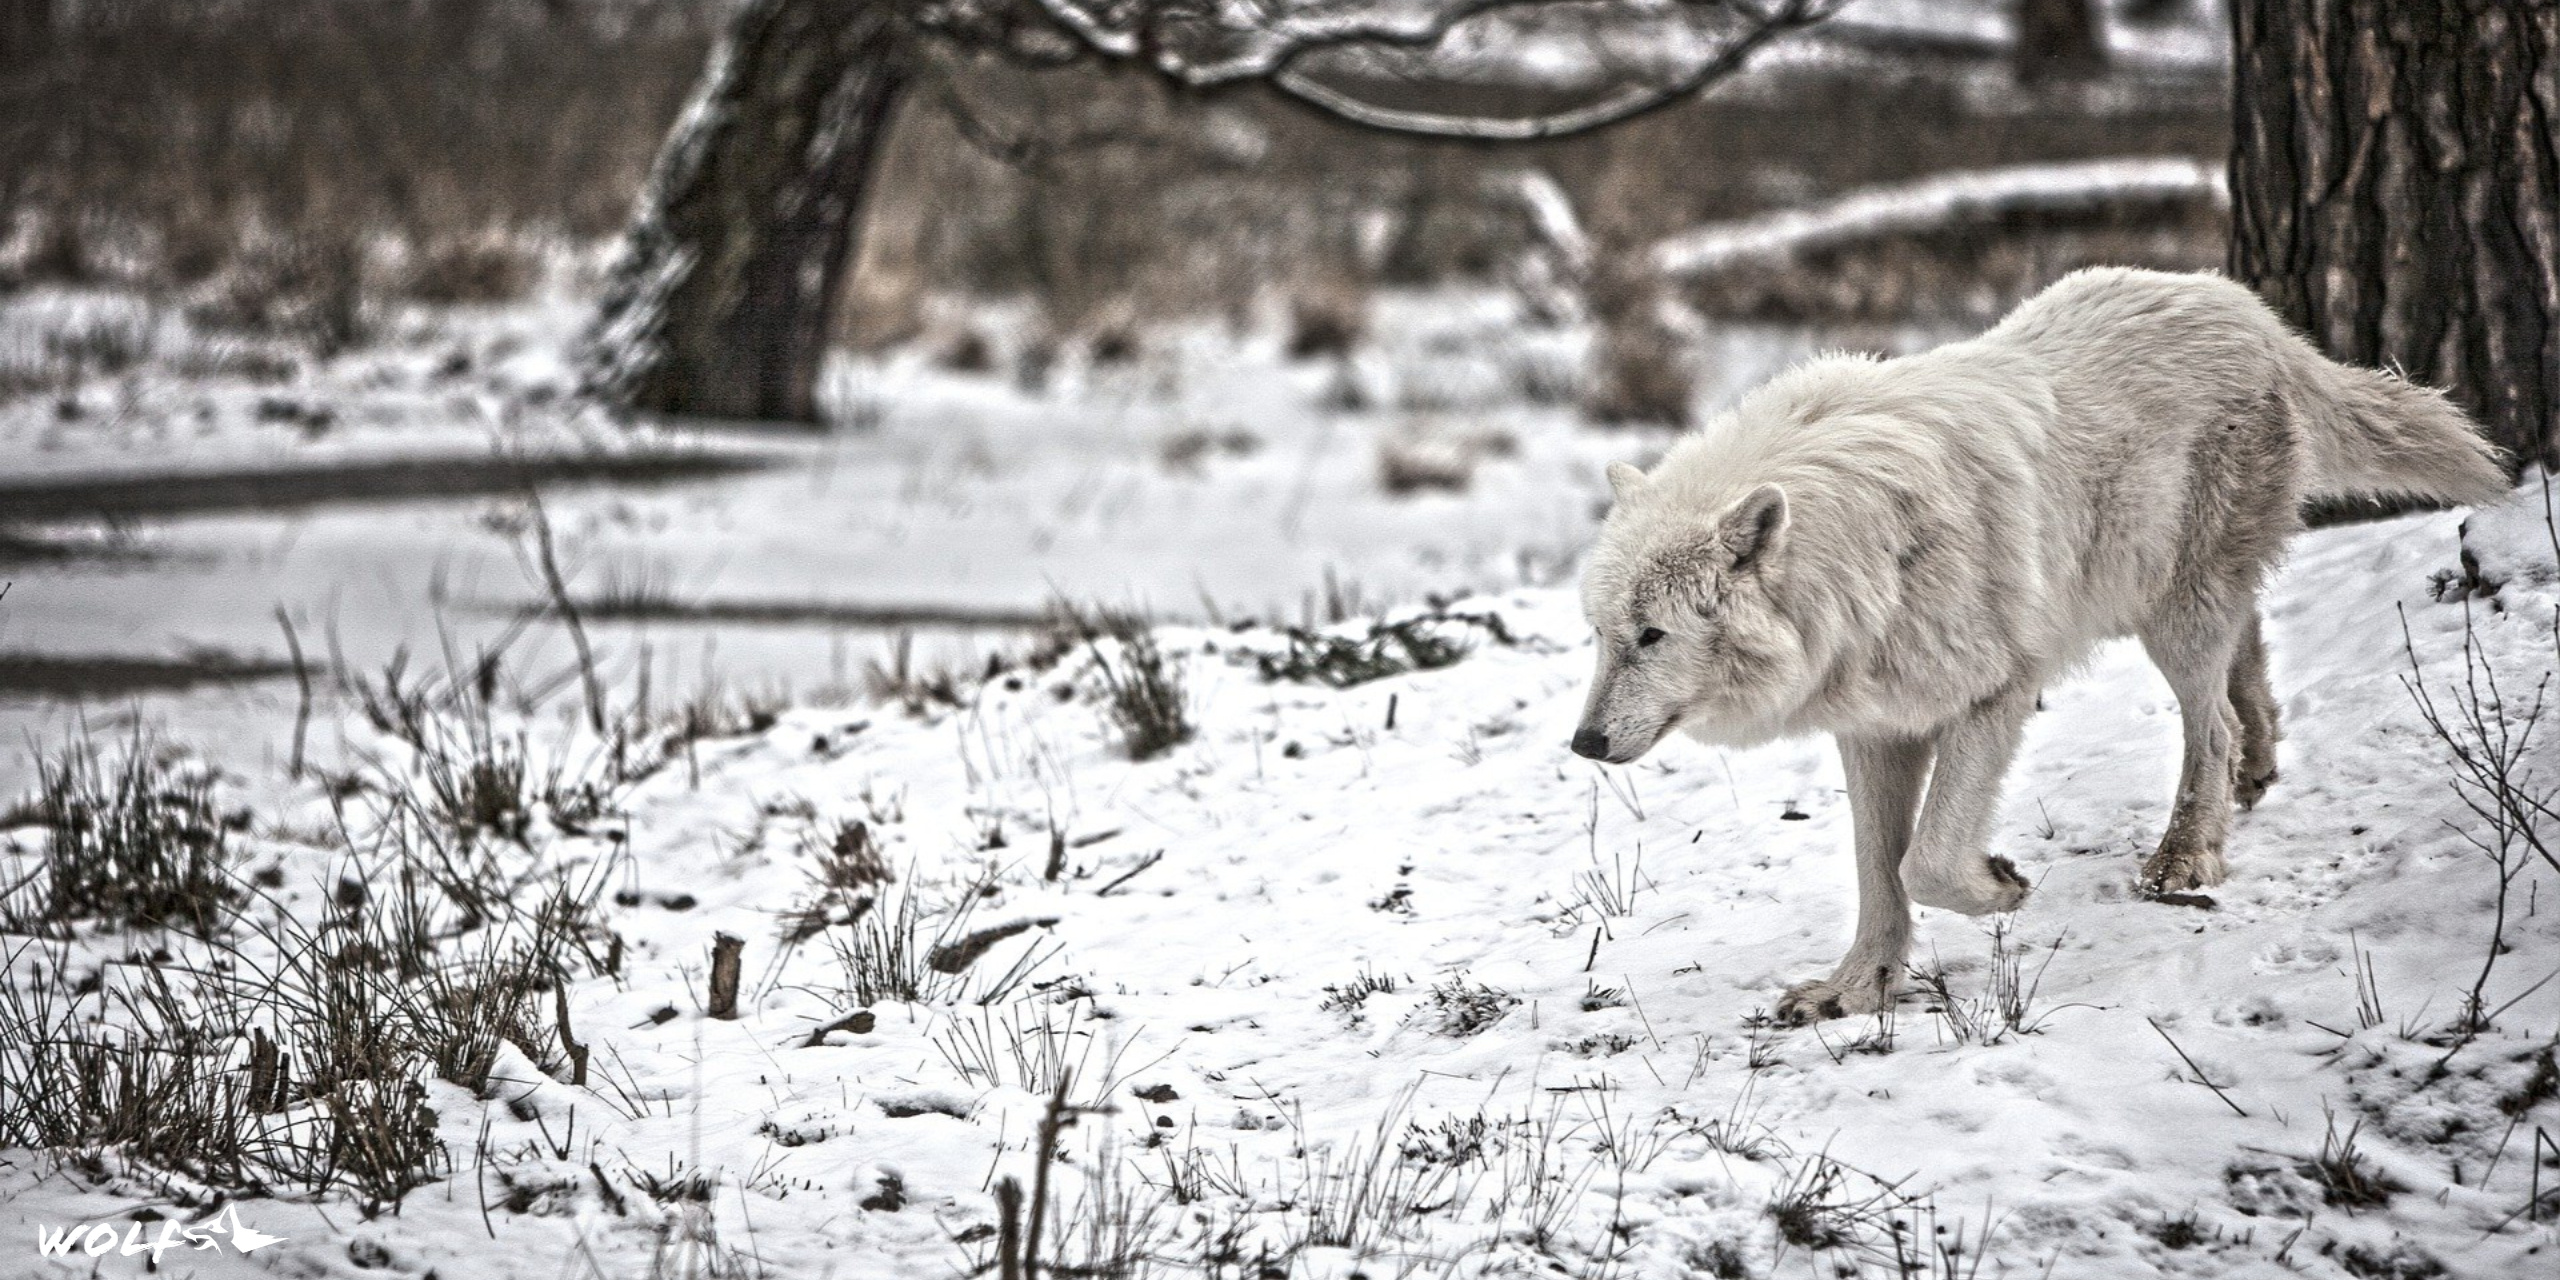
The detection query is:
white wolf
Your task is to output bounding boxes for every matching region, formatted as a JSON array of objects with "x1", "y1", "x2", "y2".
[{"x1": 1571, "y1": 267, "x2": 2506, "y2": 1023}]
